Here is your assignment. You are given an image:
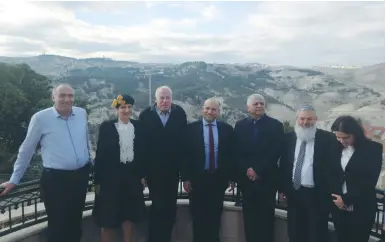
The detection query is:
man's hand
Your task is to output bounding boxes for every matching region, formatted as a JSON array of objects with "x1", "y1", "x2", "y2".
[
  {"x1": 331, "y1": 194, "x2": 345, "y2": 209},
  {"x1": 246, "y1": 167, "x2": 258, "y2": 181},
  {"x1": 0, "y1": 182, "x2": 16, "y2": 196},
  {"x1": 228, "y1": 182, "x2": 235, "y2": 192},
  {"x1": 141, "y1": 178, "x2": 147, "y2": 191},
  {"x1": 183, "y1": 181, "x2": 192, "y2": 193}
]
